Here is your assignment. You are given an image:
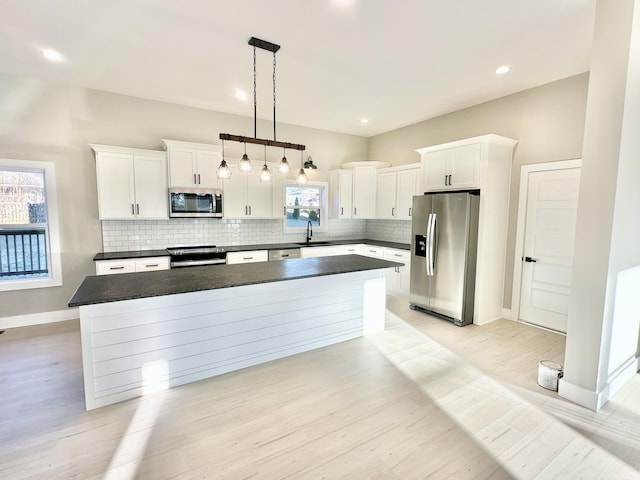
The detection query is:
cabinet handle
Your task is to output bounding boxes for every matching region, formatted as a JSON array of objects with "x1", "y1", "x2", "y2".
[
  {"x1": 409, "y1": 207, "x2": 412, "y2": 217},
  {"x1": 341, "y1": 207, "x2": 343, "y2": 215},
  {"x1": 395, "y1": 266, "x2": 400, "y2": 273},
  {"x1": 243, "y1": 257, "x2": 253, "y2": 260},
  {"x1": 391, "y1": 207, "x2": 395, "y2": 216},
  {"x1": 448, "y1": 174, "x2": 453, "y2": 185},
  {"x1": 281, "y1": 254, "x2": 289, "y2": 258},
  {"x1": 145, "y1": 263, "x2": 159, "y2": 267},
  {"x1": 354, "y1": 207, "x2": 357, "y2": 215},
  {"x1": 394, "y1": 254, "x2": 402, "y2": 257},
  {"x1": 444, "y1": 175, "x2": 448, "y2": 186},
  {"x1": 248, "y1": 205, "x2": 252, "y2": 215},
  {"x1": 194, "y1": 174, "x2": 197, "y2": 185},
  {"x1": 136, "y1": 204, "x2": 140, "y2": 215},
  {"x1": 245, "y1": 206, "x2": 248, "y2": 215},
  {"x1": 283, "y1": 206, "x2": 286, "y2": 216},
  {"x1": 131, "y1": 204, "x2": 135, "y2": 215},
  {"x1": 109, "y1": 266, "x2": 125, "y2": 270}
]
